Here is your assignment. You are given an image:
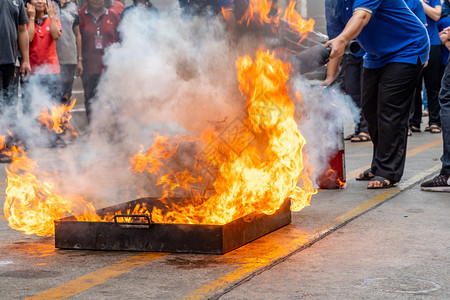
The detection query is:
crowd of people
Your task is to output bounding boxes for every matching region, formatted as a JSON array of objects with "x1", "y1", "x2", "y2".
[{"x1": 1, "y1": 0, "x2": 449, "y2": 192}]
